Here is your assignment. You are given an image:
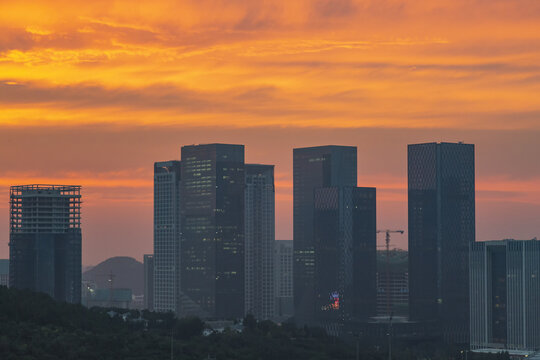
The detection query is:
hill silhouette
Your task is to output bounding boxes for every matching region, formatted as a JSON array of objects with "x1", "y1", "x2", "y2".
[{"x1": 83, "y1": 256, "x2": 143, "y2": 295}]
